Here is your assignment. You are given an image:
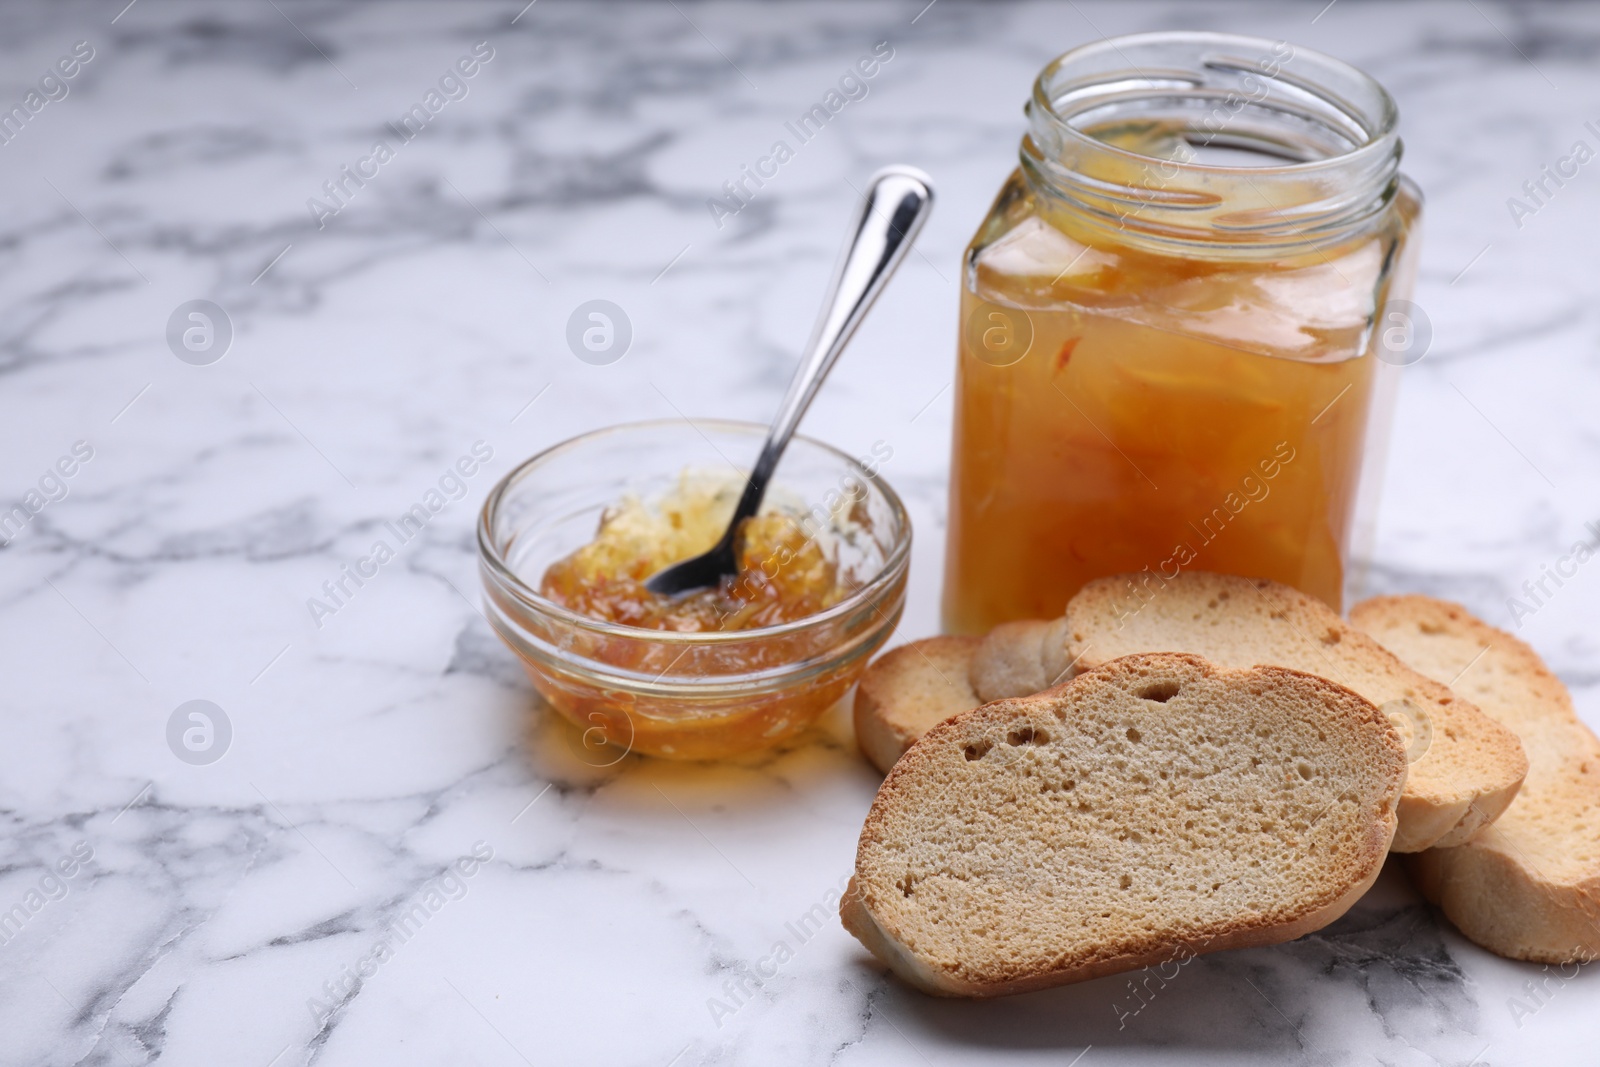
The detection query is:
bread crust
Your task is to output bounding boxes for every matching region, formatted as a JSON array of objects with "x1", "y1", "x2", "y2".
[
  {"x1": 843, "y1": 652, "x2": 1407, "y2": 996},
  {"x1": 840, "y1": 858, "x2": 1389, "y2": 998},
  {"x1": 969, "y1": 617, "x2": 1074, "y2": 704},
  {"x1": 1353, "y1": 594, "x2": 1600, "y2": 964},
  {"x1": 1065, "y1": 572, "x2": 1526, "y2": 853},
  {"x1": 853, "y1": 636, "x2": 981, "y2": 774}
]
